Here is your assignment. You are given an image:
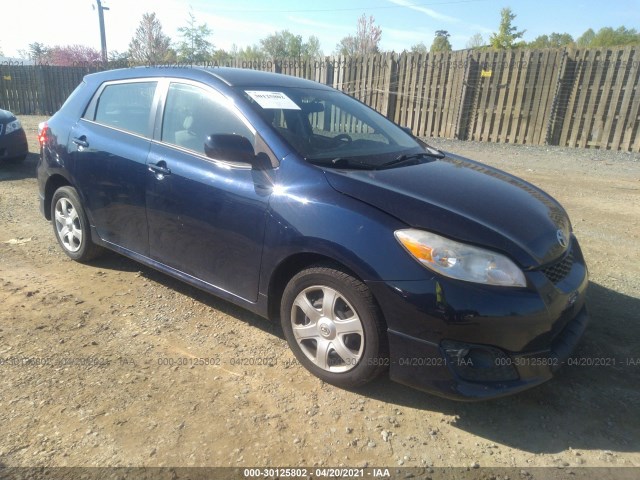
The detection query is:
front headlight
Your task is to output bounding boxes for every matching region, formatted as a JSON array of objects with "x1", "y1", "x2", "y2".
[
  {"x1": 5, "y1": 119, "x2": 22, "y2": 135},
  {"x1": 395, "y1": 229, "x2": 526, "y2": 287}
]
